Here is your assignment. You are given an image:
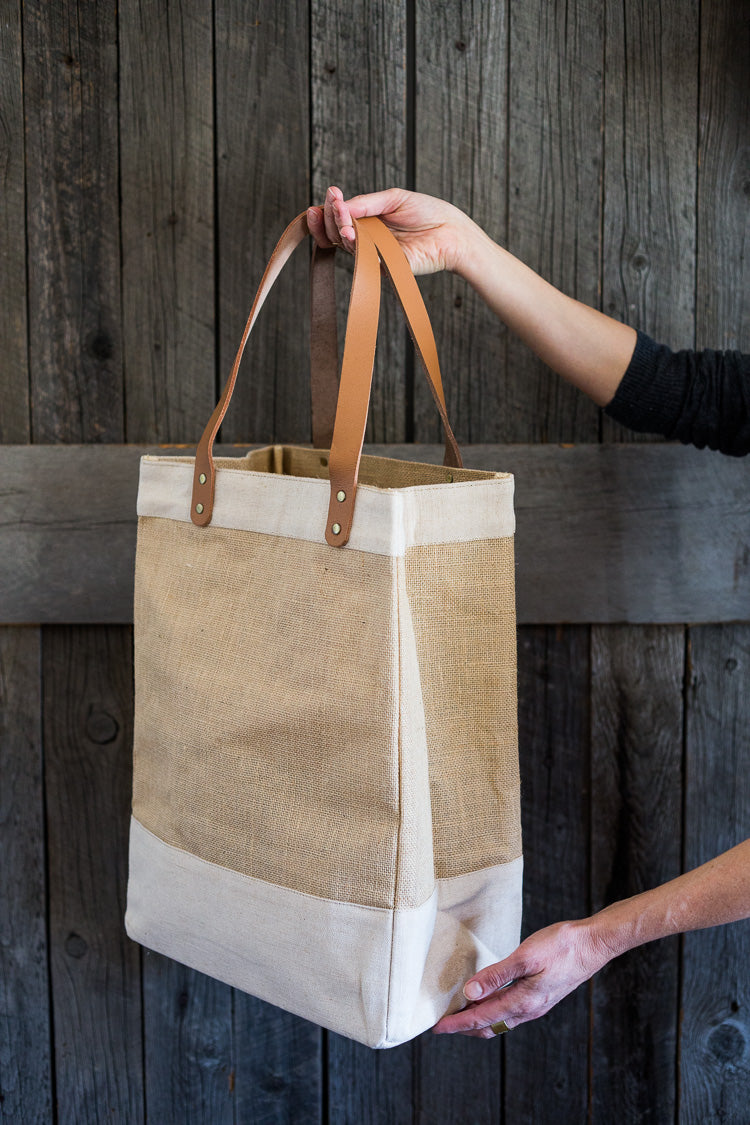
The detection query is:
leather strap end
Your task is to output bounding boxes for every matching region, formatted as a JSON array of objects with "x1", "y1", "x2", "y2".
[
  {"x1": 190, "y1": 444, "x2": 214, "y2": 526},
  {"x1": 324, "y1": 478, "x2": 356, "y2": 547}
]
